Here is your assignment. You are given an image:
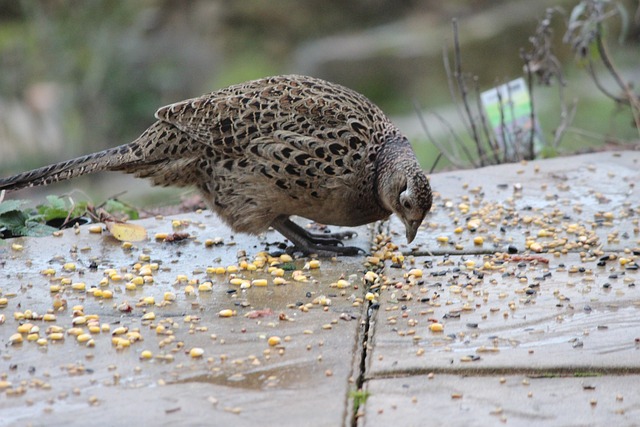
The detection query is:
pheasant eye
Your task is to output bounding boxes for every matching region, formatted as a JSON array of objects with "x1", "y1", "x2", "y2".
[{"x1": 402, "y1": 200, "x2": 412, "y2": 209}]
